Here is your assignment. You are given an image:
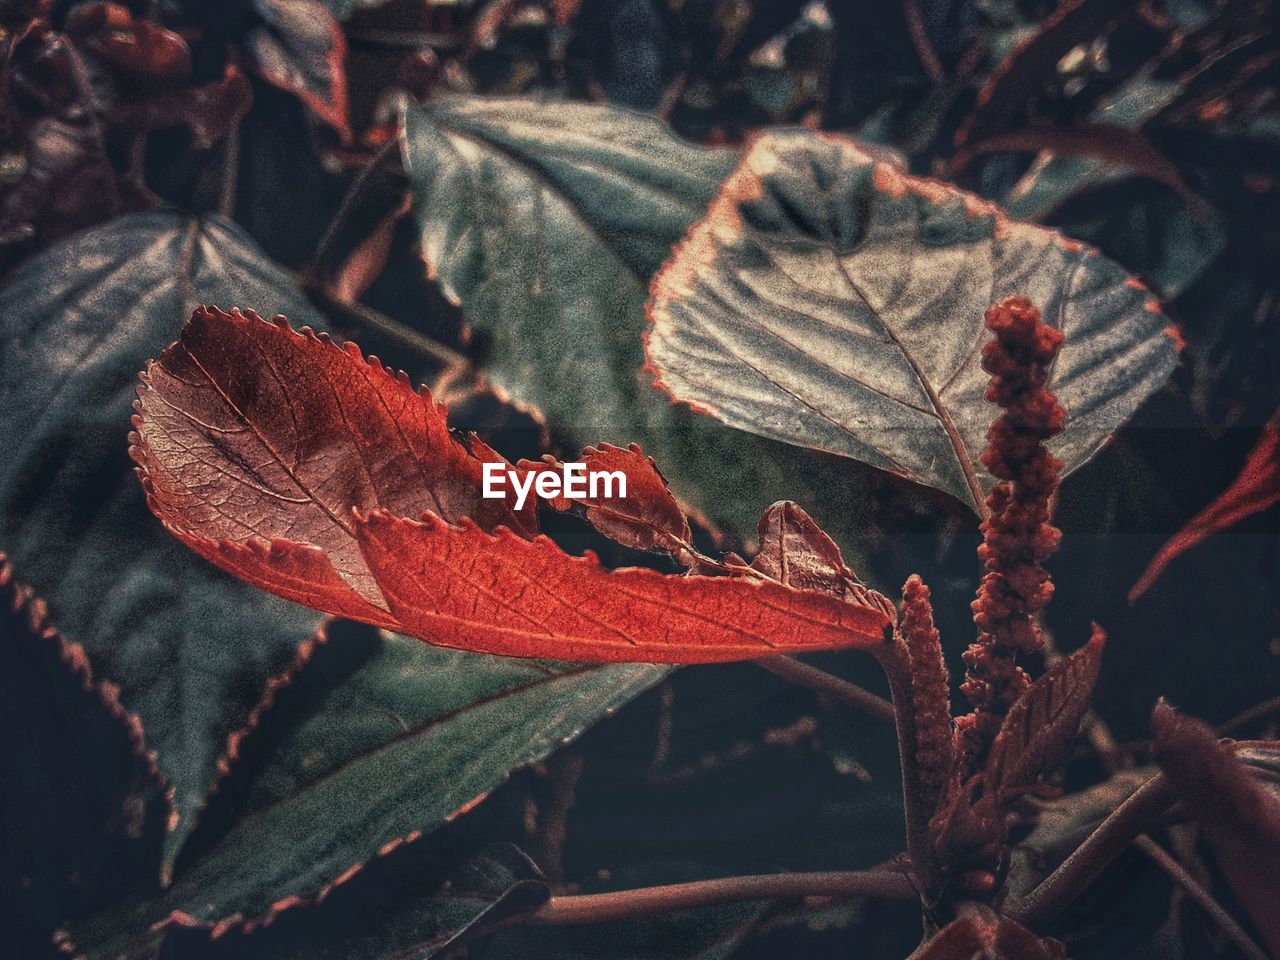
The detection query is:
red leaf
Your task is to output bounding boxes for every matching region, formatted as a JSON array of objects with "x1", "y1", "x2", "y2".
[
  {"x1": 133, "y1": 309, "x2": 892, "y2": 664},
  {"x1": 1152, "y1": 702, "x2": 1280, "y2": 955},
  {"x1": 131, "y1": 306, "x2": 535, "y2": 624},
  {"x1": 953, "y1": 124, "x2": 1200, "y2": 210},
  {"x1": 984, "y1": 625, "x2": 1105, "y2": 802},
  {"x1": 1130, "y1": 410, "x2": 1280, "y2": 602},
  {"x1": 518, "y1": 443, "x2": 691, "y2": 552},
  {"x1": 352, "y1": 511, "x2": 893, "y2": 664}
]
